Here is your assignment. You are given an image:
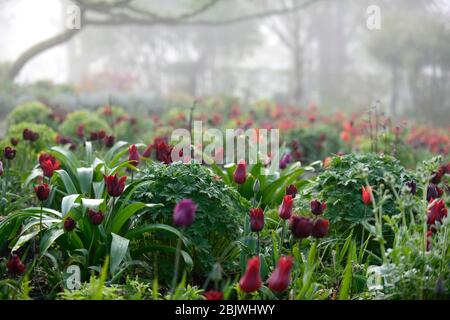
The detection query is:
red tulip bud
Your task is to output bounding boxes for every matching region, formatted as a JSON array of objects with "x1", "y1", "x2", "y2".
[
  {"x1": 279, "y1": 195, "x2": 294, "y2": 220},
  {"x1": 104, "y1": 174, "x2": 127, "y2": 197},
  {"x1": 310, "y1": 200, "x2": 327, "y2": 215},
  {"x1": 311, "y1": 218, "x2": 329, "y2": 238},
  {"x1": 88, "y1": 209, "x2": 104, "y2": 226},
  {"x1": 7, "y1": 254, "x2": 26, "y2": 275},
  {"x1": 233, "y1": 160, "x2": 247, "y2": 184},
  {"x1": 268, "y1": 256, "x2": 294, "y2": 292},
  {"x1": 239, "y1": 256, "x2": 262, "y2": 293},
  {"x1": 289, "y1": 215, "x2": 313, "y2": 238},
  {"x1": 4, "y1": 146, "x2": 16, "y2": 160},
  {"x1": 249, "y1": 208, "x2": 264, "y2": 232},
  {"x1": 128, "y1": 144, "x2": 140, "y2": 167},
  {"x1": 64, "y1": 217, "x2": 76, "y2": 232},
  {"x1": 34, "y1": 183, "x2": 50, "y2": 201},
  {"x1": 285, "y1": 184, "x2": 297, "y2": 198},
  {"x1": 362, "y1": 185, "x2": 373, "y2": 205},
  {"x1": 203, "y1": 291, "x2": 223, "y2": 300}
]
